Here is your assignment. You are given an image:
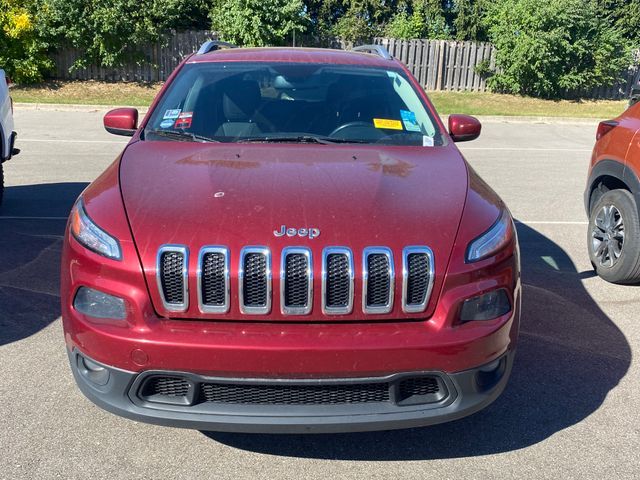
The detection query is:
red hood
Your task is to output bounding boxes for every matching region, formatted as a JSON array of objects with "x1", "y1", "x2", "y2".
[{"x1": 119, "y1": 141, "x2": 469, "y2": 321}]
